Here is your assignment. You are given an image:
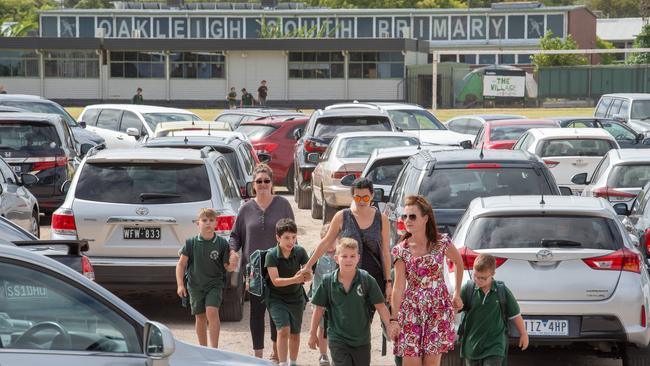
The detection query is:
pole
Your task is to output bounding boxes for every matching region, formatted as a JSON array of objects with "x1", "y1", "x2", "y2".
[{"x1": 431, "y1": 51, "x2": 438, "y2": 110}]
